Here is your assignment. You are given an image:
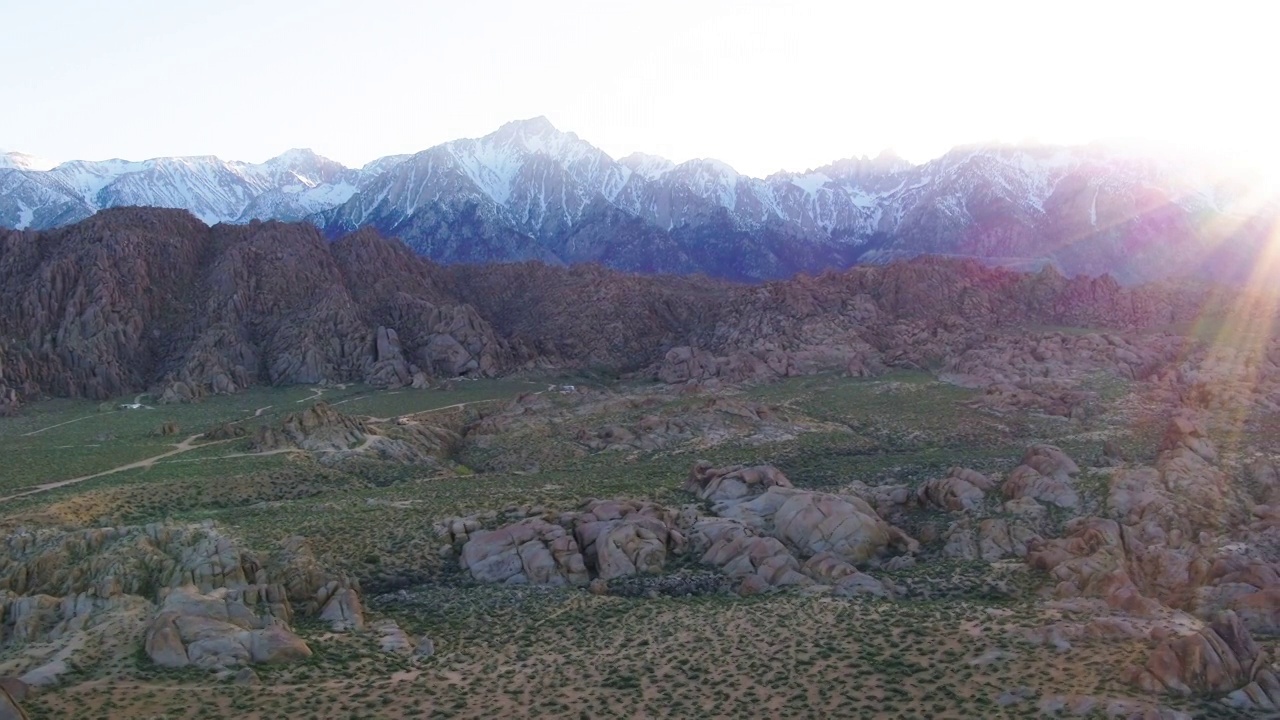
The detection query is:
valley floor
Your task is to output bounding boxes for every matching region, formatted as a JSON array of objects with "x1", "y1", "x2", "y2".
[{"x1": 1, "y1": 369, "x2": 1273, "y2": 719}]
